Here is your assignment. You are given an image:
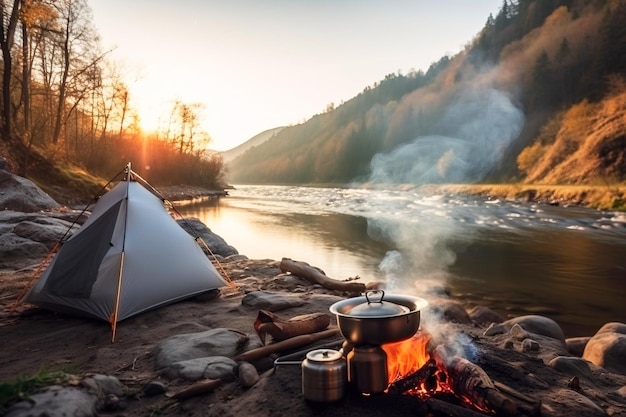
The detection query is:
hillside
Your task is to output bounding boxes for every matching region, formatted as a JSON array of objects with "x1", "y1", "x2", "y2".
[
  {"x1": 227, "y1": 0, "x2": 626, "y2": 188},
  {"x1": 221, "y1": 127, "x2": 285, "y2": 163}
]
